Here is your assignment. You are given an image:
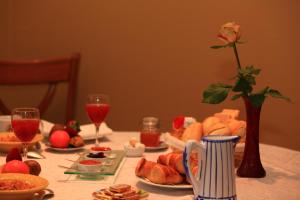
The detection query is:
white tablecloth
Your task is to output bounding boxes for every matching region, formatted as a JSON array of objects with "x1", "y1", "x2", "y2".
[{"x1": 1, "y1": 131, "x2": 300, "y2": 200}]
